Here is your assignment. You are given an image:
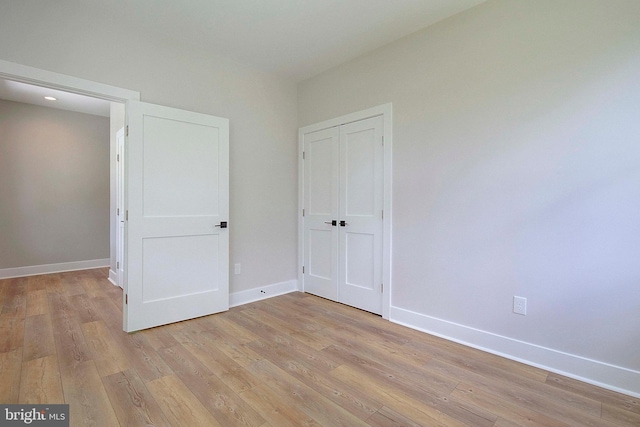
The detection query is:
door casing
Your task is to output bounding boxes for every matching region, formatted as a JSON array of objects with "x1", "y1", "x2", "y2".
[{"x1": 298, "y1": 103, "x2": 392, "y2": 319}]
